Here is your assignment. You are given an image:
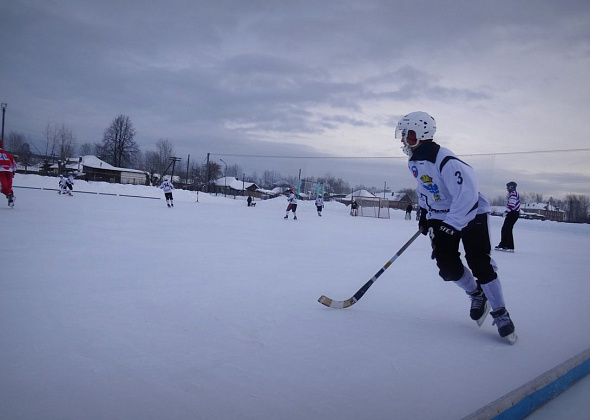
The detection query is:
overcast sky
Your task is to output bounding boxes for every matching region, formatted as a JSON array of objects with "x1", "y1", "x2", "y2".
[{"x1": 2, "y1": 0, "x2": 589, "y2": 198}]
